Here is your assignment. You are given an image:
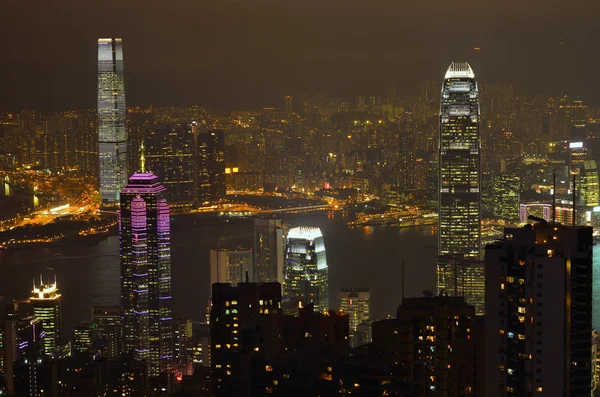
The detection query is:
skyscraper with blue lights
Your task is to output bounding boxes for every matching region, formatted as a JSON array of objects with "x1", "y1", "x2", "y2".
[
  {"x1": 120, "y1": 172, "x2": 173, "y2": 377},
  {"x1": 98, "y1": 38, "x2": 127, "y2": 203}
]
